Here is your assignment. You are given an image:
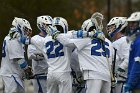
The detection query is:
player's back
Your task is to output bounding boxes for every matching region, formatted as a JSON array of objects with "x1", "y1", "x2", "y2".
[
  {"x1": 112, "y1": 36, "x2": 130, "y2": 66},
  {"x1": 74, "y1": 38, "x2": 114, "y2": 81},
  {"x1": 0, "y1": 35, "x2": 24, "y2": 77},
  {"x1": 28, "y1": 35, "x2": 48, "y2": 75},
  {"x1": 43, "y1": 36, "x2": 71, "y2": 72},
  {"x1": 112, "y1": 36, "x2": 130, "y2": 80}
]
